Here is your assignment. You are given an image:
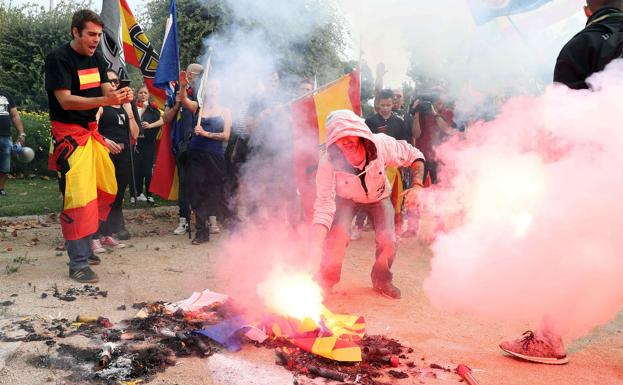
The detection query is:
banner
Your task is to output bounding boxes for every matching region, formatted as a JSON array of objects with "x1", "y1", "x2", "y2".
[{"x1": 468, "y1": 0, "x2": 552, "y2": 25}]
